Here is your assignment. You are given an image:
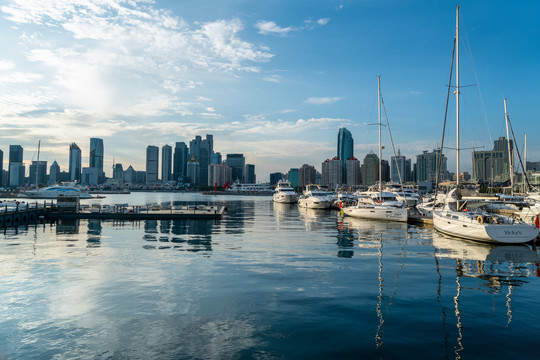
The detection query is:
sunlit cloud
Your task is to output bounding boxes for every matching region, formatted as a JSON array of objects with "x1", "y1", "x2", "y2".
[
  {"x1": 304, "y1": 96, "x2": 344, "y2": 105},
  {"x1": 255, "y1": 20, "x2": 294, "y2": 35}
]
